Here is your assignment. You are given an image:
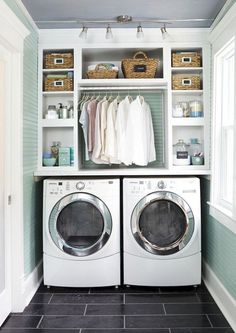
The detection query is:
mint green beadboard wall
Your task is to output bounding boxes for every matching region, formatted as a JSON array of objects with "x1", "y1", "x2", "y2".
[
  {"x1": 200, "y1": 176, "x2": 236, "y2": 299},
  {"x1": 3, "y1": 0, "x2": 43, "y2": 276}
]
